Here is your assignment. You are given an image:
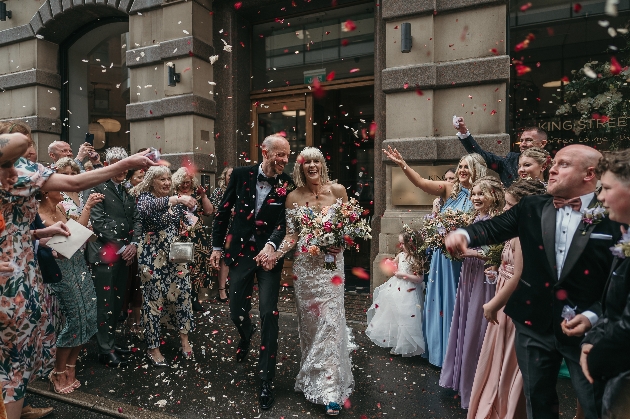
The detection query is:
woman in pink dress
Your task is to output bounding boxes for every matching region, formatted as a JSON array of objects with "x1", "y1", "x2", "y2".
[{"x1": 467, "y1": 178, "x2": 547, "y2": 419}]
